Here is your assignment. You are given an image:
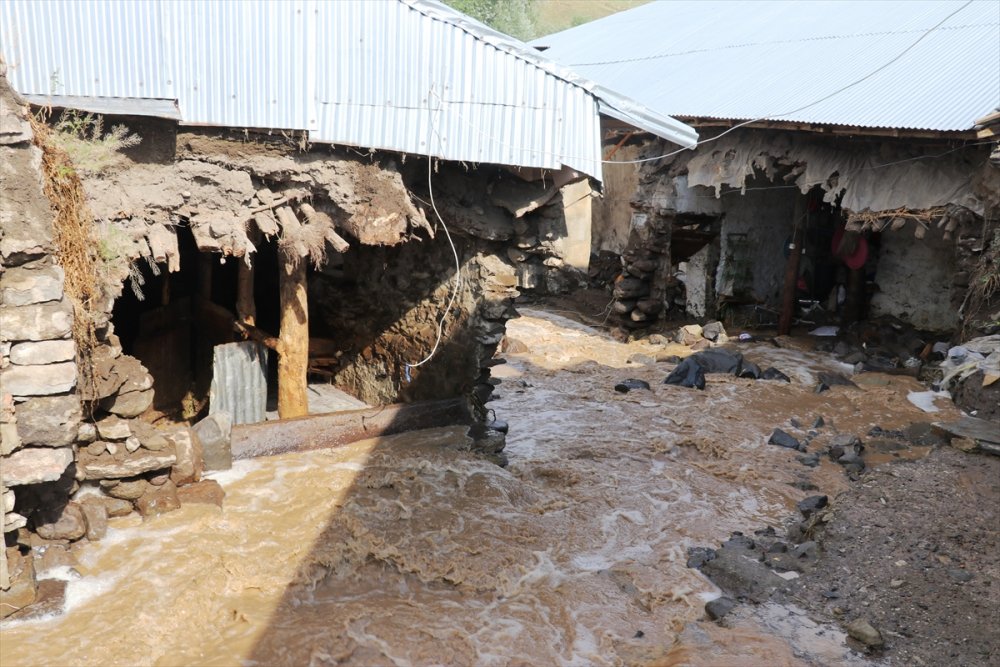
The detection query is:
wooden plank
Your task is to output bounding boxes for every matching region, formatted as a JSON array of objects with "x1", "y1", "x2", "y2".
[{"x1": 231, "y1": 398, "x2": 473, "y2": 459}]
